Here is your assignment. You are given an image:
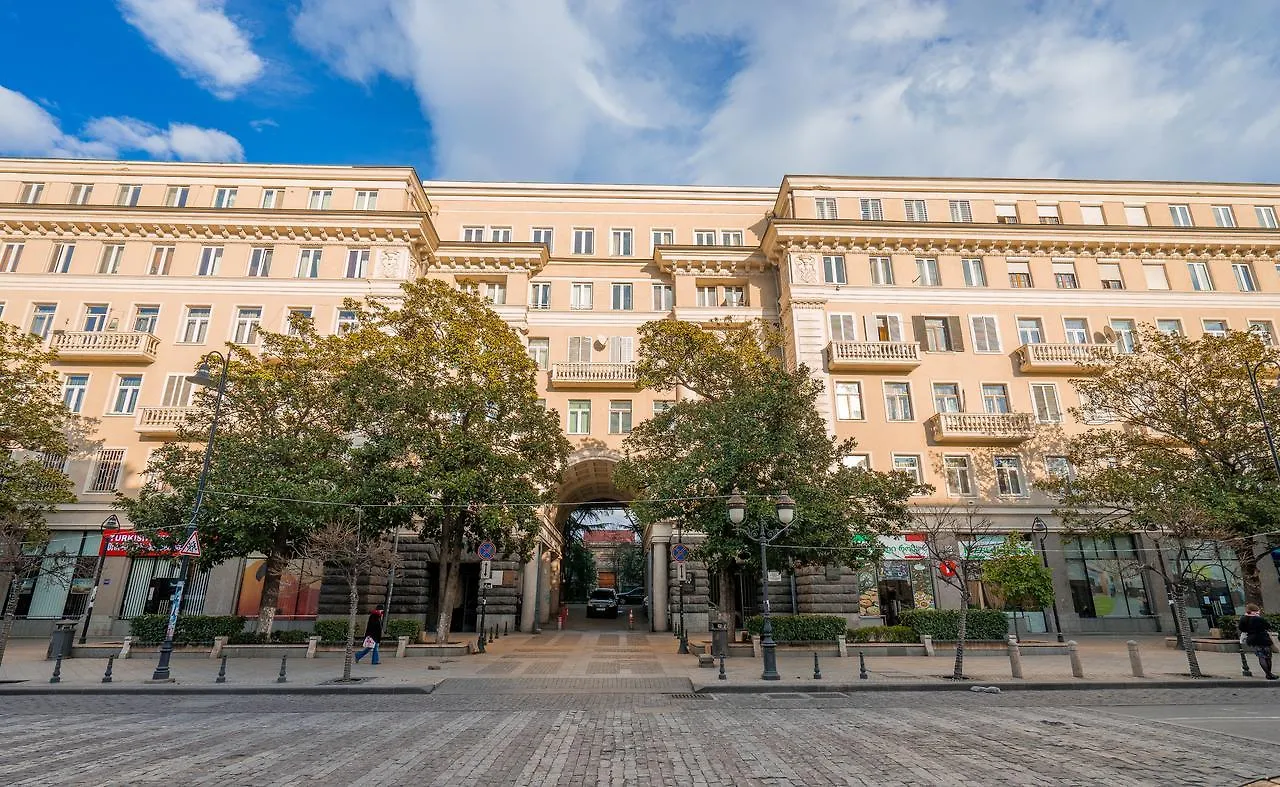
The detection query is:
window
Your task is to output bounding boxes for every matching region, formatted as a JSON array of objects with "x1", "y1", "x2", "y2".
[
  {"x1": 1157, "y1": 319, "x2": 1183, "y2": 336},
  {"x1": 148, "y1": 246, "x2": 174, "y2": 276},
  {"x1": 1045, "y1": 456, "x2": 1074, "y2": 482},
  {"x1": 815, "y1": 197, "x2": 837, "y2": 219},
  {"x1": 197, "y1": 246, "x2": 223, "y2": 277},
  {"x1": 609, "y1": 336, "x2": 634, "y2": 364},
  {"x1": 903, "y1": 199, "x2": 927, "y2": 221},
  {"x1": 842, "y1": 454, "x2": 870, "y2": 469},
  {"x1": 723, "y1": 285, "x2": 746, "y2": 307},
  {"x1": 19, "y1": 183, "x2": 44, "y2": 203},
  {"x1": 461, "y1": 280, "x2": 505, "y2": 305},
  {"x1": 1110, "y1": 319, "x2": 1136, "y2": 353},
  {"x1": 994, "y1": 457, "x2": 1025, "y2": 496},
  {"x1": 944, "y1": 456, "x2": 974, "y2": 496},
  {"x1": 1256, "y1": 206, "x2": 1278, "y2": 229},
  {"x1": 336, "y1": 310, "x2": 359, "y2": 335},
  {"x1": 1030, "y1": 383, "x2": 1062, "y2": 423},
  {"x1": 567, "y1": 400, "x2": 591, "y2": 434},
  {"x1": 49, "y1": 243, "x2": 74, "y2": 273},
  {"x1": 307, "y1": 189, "x2": 332, "y2": 210},
  {"x1": 650, "y1": 229, "x2": 673, "y2": 247},
  {"x1": 345, "y1": 249, "x2": 370, "y2": 279},
  {"x1": 354, "y1": 190, "x2": 378, "y2": 210},
  {"x1": 892, "y1": 455, "x2": 922, "y2": 485},
  {"x1": 1063, "y1": 318, "x2": 1090, "y2": 345},
  {"x1": 98, "y1": 244, "x2": 124, "y2": 274},
  {"x1": 995, "y1": 204, "x2": 1019, "y2": 224},
  {"x1": 490, "y1": 227, "x2": 512, "y2": 243},
  {"x1": 884, "y1": 382, "x2": 913, "y2": 421},
  {"x1": 296, "y1": 248, "x2": 322, "y2": 279},
  {"x1": 1124, "y1": 205, "x2": 1149, "y2": 226},
  {"x1": 834, "y1": 382, "x2": 864, "y2": 420},
  {"x1": 87, "y1": 449, "x2": 126, "y2": 493},
  {"x1": 1212, "y1": 205, "x2": 1236, "y2": 227},
  {"x1": 1017, "y1": 318, "x2": 1044, "y2": 345},
  {"x1": 233, "y1": 307, "x2": 261, "y2": 345},
  {"x1": 530, "y1": 282, "x2": 552, "y2": 309},
  {"x1": 570, "y1": 282, "x2": 593, "y2": 310},
  {"x1": 247, "y1": 247, "x2": 273, "y2": 277},
  {"x1": 823, "y1": 255, "x2": 847, "y2": 284},
  {"x1": 608, "y1": 400, "x2": 633, "y2": 434},
  {"x1": 870, "y1": 314, "x2": 903, "y2": 342},
  {"x1": 829, "y1": 314, "x2": 857, "y2": 342},
  {"x1": 720, "y1": 230, "x2": 744, "y2": 246},
  {"x1": 213, "y1": 188, "x2": 237, "y2": 208},
  {"x1": 696, "y1": 286, "x2": 717, "y2": 307},
  {"x1": 62, "y1": 374, "x2": 89, "y2": 413},
  {"x1": 133, "y1": 305, "x2": 159, "y2": 334},
  {"x1": 869, "y1": 256, "x2": 894, "y2": 285},
  {"x1": 68, "y1": 184, "x2": 93, "y2": 205},
  {"x1": 919, "y1": 316, "x2": 960, "y2": 352},
  {"x1": 652, "y1": 284, "x2": 673, "y2": 311},
  {"x1": 981, "y1": 383, "x2": 1011, "y2": 414},
  {"x1": 914, "y1": 257, "x2": 942, "y2": 287},
  {"x1": 1233, "y1": 263, "x2": 1257, "y2": 292},
  {"x1": 1099, "y1": 263, "x2": 1124, "y2": 289},
  {"x1": 1037, "y1": 205, "x2": 1061, "y2": 224},
  {"x1": 462, "y1": 226, "x2": 485, "y2": 242},
  {"x1": 286, "y1": 308, "x2": 313, "y2": 336},
  {"x1": 948, "y1": 200, "x2": 973, "y2": 222},
  {"x1": 1187, "y1": 261, "x2": 1213, "y2": 291},
  {"x1": 567, "y1": 336, "x2": 592, "y2": 363},
  {"x1": 1049, "y1": 261, "x2": 1077, "y2": 289},
  {"x1": 694, "y1": 230, "x2": 717, "y2": 246},
  {"x1": 1169, "y1": 204, "x2": 1193, "y2": 227},
  {"x1": 165, "y1": 186, "x2": 190, "y2": 207},
  {"x1": 933, "y1": 383, "x2": 962, "y2": 413},
  {"x1": 111, "y1": 375, "x2": 142, "y2": 414},
  {"x1": 1143, "y1": 263, "x2": 1169, "y2": 290},
  {"x1": 30, "y1": 304, "x2": 56, "y2": 339},
  {"x1": 1080, "y1": 205, "x2": 1105, "y2": 225},
  {"x1": 969, "y1": 316, "x2": 1001, "y2": 353},
  {"x1": 82, "y1": 304, "x2": 108, "y2": 332},
  {"x1": 962, "y1": 258, "x2": 986, "y2": 287},
  {"x1": 527, "y1": 338, "x2": 549, "y2": 370},
  {"x1": 532, "y1": 227, "x2": 554, "y2": 250},
  {"x1": 1248, "y1": 320, "x2": 1276, "y2": 345},
  {"x1": 1202, "y1": 319, "x2": 1228, "y2": 338},
  {"x1": 1063, "y1": 536, "x2": 1150, "y2": 618},
  {"x1": 859, "y1": 198, "x2": 883, "y2": 221},
  {"x1": 652, "y1": 400, "x2": 675, "y2": 416},
  {"x1": 572, "y1": 228, "x2": 595, "y2": 255},
  {"x1": 611, "y1": 282, "x2": 633, "y2": 310},
  {"x1": 1007, "y1": 260, "x2": 1032, "y2": 288},
  {"x1": 260, "y1": 188, "x2": 282, "y2": 209},
  {"x1": 180, "y1": 307, "x2": 211, "y2": 344},
  {"x1": 0, "y1": 242, "x2": 22, "y2": 272}
]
